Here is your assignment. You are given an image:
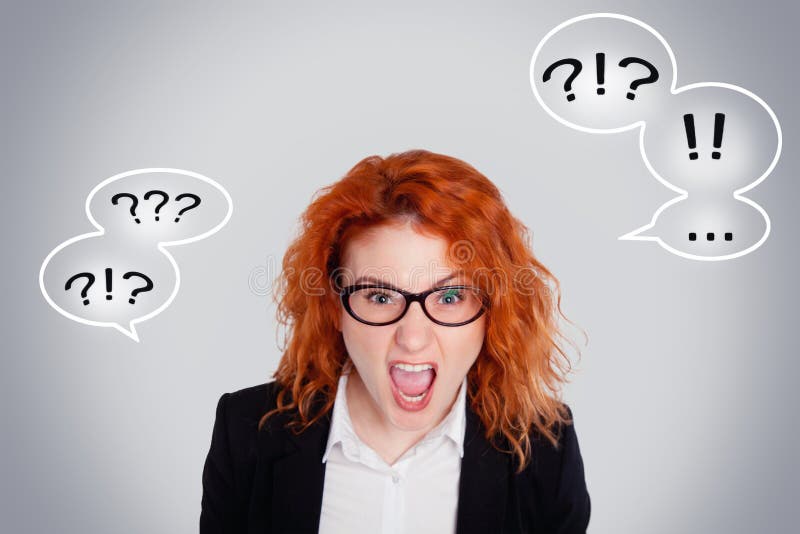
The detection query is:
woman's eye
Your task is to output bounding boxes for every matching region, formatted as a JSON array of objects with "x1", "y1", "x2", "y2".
[
  {"x1": 367, "y1": 291, "x2": 393, "y2": 304},
  {"x1": 438, "y1": 290, "x2": 463, "y2": 304}
]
